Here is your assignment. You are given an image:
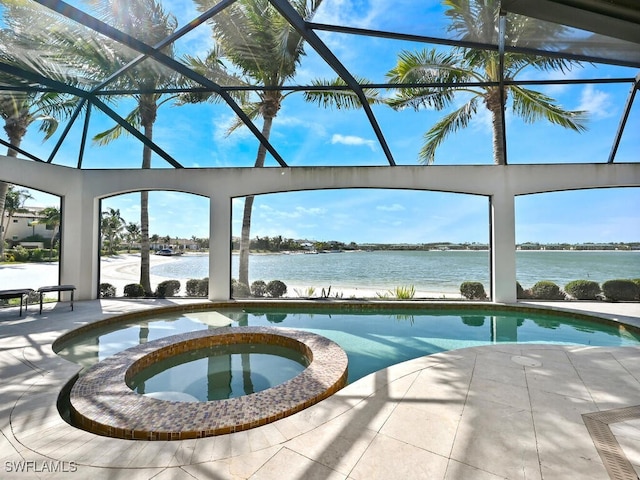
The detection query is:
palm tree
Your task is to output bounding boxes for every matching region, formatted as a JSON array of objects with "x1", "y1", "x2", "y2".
[
  {"x1": 386, "y1": 0, "x2": 588, "y2": 165},
  {"x1": 1, "y1": 186, "x2": 32, "y2": 250},
  {"x1": 101, "y1": 207, "x2": 125, "y2": 255},
  {"x1": 0, "y1": 91, "x2": 72, "y2": 257},
  {"x1": 88, "y1": 0, "x2": 180, "y2": 295},
  {"x1": 0, "y1": 2, "x2": 81, "y2": 258},
  {"x1": 125, "y1": 222, "x2": 141, "y2": 253},
  {"x1": 194, "y1": 0, "x2": 360, "y2": 287},
  {"x1": 41, "y1": 206, "x2": 61, "y2": 262}
]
